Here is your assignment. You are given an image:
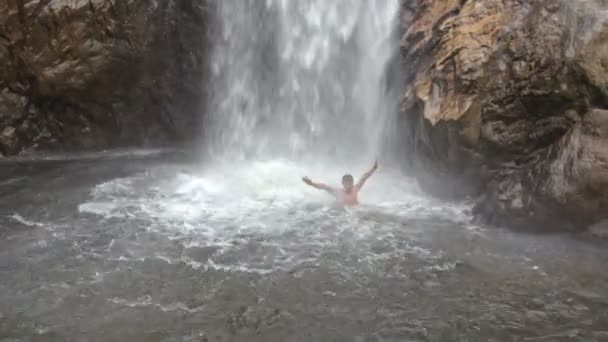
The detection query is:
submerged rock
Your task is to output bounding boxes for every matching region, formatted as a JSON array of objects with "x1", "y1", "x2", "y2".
[
  {"x1": 399, "y1": 0, "x2": 608, "y2": 230},
  {"x1": 0, "y1": 0, "x2": 213, "y2": 156}
]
